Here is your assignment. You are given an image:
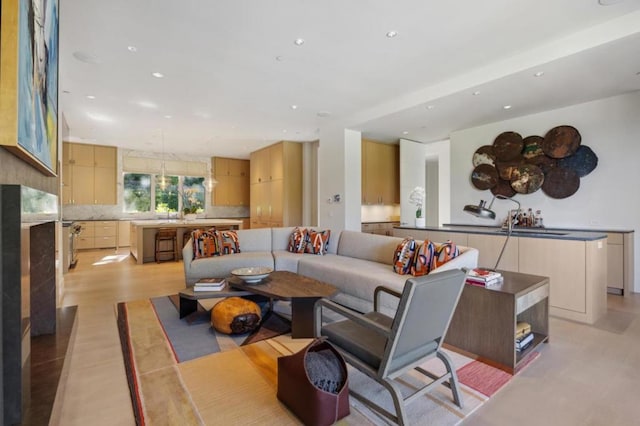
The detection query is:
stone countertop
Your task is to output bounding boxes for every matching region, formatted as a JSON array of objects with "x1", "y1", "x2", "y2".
[
  {"x1": 130, "y1": 218, "x2": 243, "y2": 228},
  {"x1": 394, "y1": 224, "x2": 608, "y2": 241},
  {"x1": 443, "y1": 223, "x2": 634, "y2": 234}
]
